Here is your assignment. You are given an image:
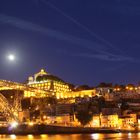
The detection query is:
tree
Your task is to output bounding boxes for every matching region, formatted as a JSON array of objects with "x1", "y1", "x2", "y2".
[
  {"x1": 75, "y1": 109, "x2": 93, "y2": 126},
  {"x1": 98, "y1": 96, "x2": 105, "y2": 112},
  {"x1": 121, "y1": 101, "x2": 129, "y2": 110},
  {"x1": 97, "y1": 82, "x2": 112, "y2": 87},
  {"x1": 75, "y1": 85, "x2": 91, "y2": 91},
  {"x1": 68, "y1": 83, "x2": 75, "y2": 90},
  {"x1": 127, "y1": 84, "x2": 134, "y2": 87}
]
